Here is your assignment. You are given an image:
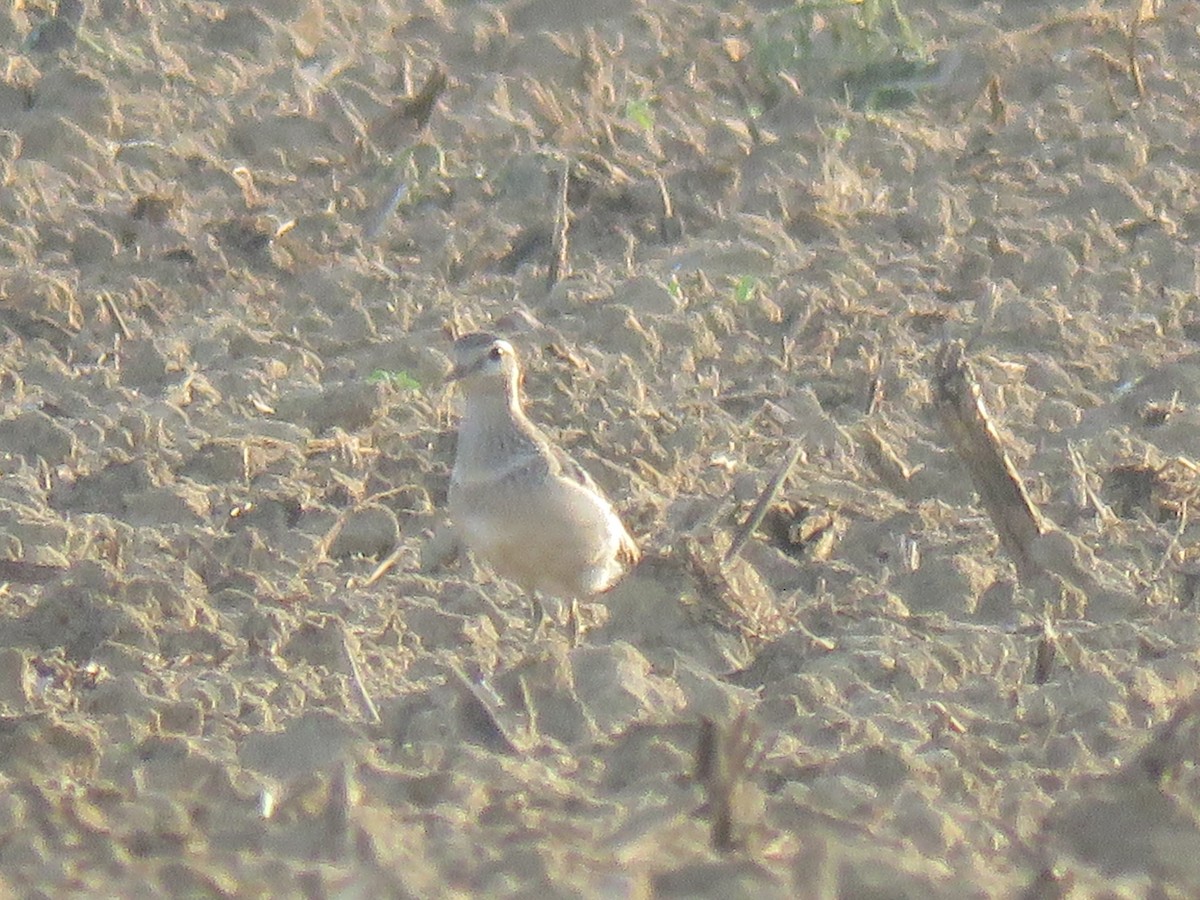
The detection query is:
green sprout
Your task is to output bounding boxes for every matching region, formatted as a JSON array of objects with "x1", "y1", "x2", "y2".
[
  {"x1": 624, "y1": 98, "x2": 655, "y2": 133},
  {"x1": 368, "y1": 369, "x2": 421, "y2": 390},
  {"x1": 732, "y1": 275, "x2": 760, "y2": 303}
]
